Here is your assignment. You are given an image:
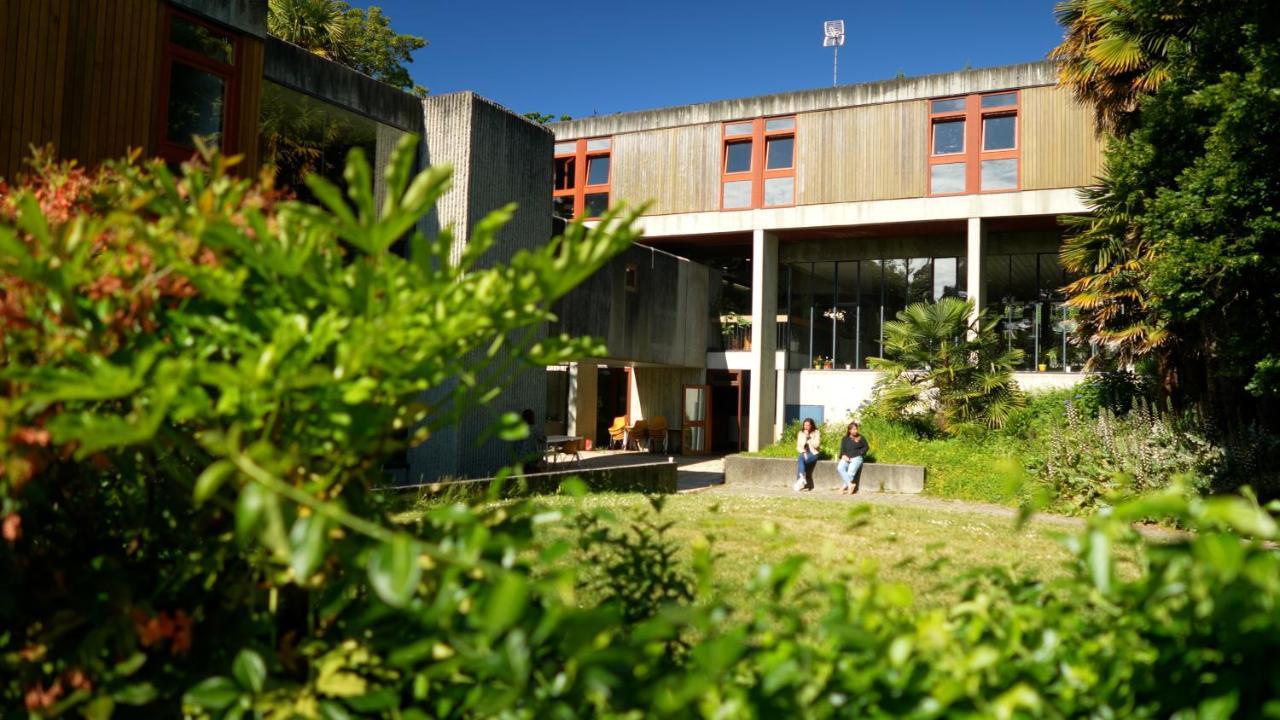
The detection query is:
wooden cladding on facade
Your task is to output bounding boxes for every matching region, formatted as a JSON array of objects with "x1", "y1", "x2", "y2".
[
  {"x1": 795, "y1": 100, "x2": 929, "y2": 204},
  {"x1": 236, "y1": 38, "x2": 265, "y2": 172},
  {"x1": 0, "y1": 0, "x2": 263, "y2": 179},
  {"x1": 573, "y1": 85, "x2": 1107, "y2": 214},
  {"x1": 611, "y1": 124, "x2": 721, "y2": 216},
  {"x1": 1020, "y1": 85, "x2": 1105, "y2": 190}
]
